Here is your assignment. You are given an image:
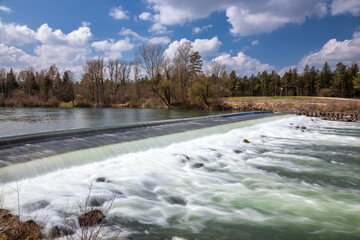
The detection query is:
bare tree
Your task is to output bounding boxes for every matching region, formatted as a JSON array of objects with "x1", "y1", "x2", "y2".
[
  {"x1": 173, "y1": 41, "x2": 193, "y2": 103},
  {"x1": 83, "y1": 59, "x2": 105, "y2": 105},
  {"x1": 136, "y1": 44, "x2": 174, "y2": 107},
  {"x1": 107, "y1": 59, "x2": 131, "y2": 104},
  {"x1": 135, "y1": 44, "x2": 163, "y2": 80},
  {"x1": 210, "y1": 60, "x2": 226, "y2": 100},
  {"x1": 132, "y1": 61, "x2": 141, "y2": 101}
]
